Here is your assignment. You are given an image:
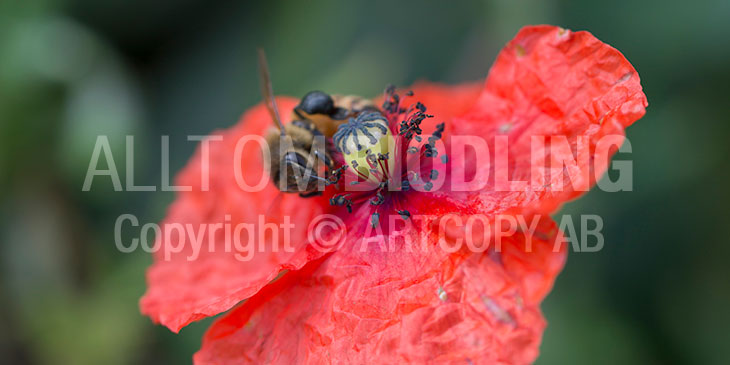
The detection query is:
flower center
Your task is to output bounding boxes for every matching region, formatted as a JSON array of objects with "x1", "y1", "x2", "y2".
[
  {"x1": 328, "y1": 86, "x2": 445, "y2": 224},
  {"x1": 333, "y1": 112, "x2": 395, "y2": 183}
]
